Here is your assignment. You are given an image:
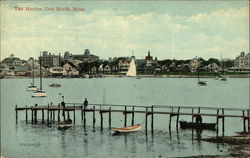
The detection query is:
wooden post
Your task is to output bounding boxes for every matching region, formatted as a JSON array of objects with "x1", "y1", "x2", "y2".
[
  {"x1": 216, "y1": 109, "x2": 219, "y2": 136},
  {"x1": 93, "y1": 106, "x2": 96, "y2": 128},
  {"x1": 50, "y1": 110, "x2": 52, "y2": 121},
  {"x1": 198, "y1": 107, "x2": 200, "y2": 114},
  {"x1": 247, "y1": 110, "x2": 250, "y2": 132},
  {"x1": 176, "y1": 107, "x2": 180, "y2": 129},
  {"x1": 151, "y1": 106, "x2": 154, "y2": 133},
  {"x1": 34, "y1": 104, "x2": 38, "y2": 124},
  {"x1": 191, "y1": 108, "x2": 194, "y2": 123},
  {"x1": 81, "y1": 109, "x2": 83, "y2": 121},
  {"x1": 25, "y1": 105, "x2": 28, "y2": 123},
  {"x1": 53, "y1": 110, "x2": 55, "y2": 122},
  {"x1": 132, "y1": 106, "x2": 135, "y2": 125},
  {"x1": 145, "y1": 107, "x2": 148, "y2": 132},
  {"x1": 15, "y1": 105, "x2": 18, "y2": 122},
  {"x1": 67, "y1": 111, "x2": 70, "y2": 120},
  {"x1": 222, "y1": 108, "x2": 225, "y2": 136},
  {"x1": 47, "y1": 105, "x2": 49, "y2": 125},
  {"x1": 109, "y1": 107, "x2": 111, "y2": 129},
  {"x1": 100, "y1": 112, "x2": 103, "y2": 130},
  {"x1": 58, "y1": 104, "x2": 60, "y2": 122},
  {"x1": 42, "y1": 109, "x2": 44, "y2": 123},
  {"x1": 31, "y1": 107, "x2": 33, "y2": 124},
  {"x1": 73, "y1": 105, "x2": 76, "y2": 124},
  {"x1": 124, "y1": 106, "x2": 127, "y2": 127},
  {"x1": 243, "y1": 110, "x2": 246, "y2": 132}
]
